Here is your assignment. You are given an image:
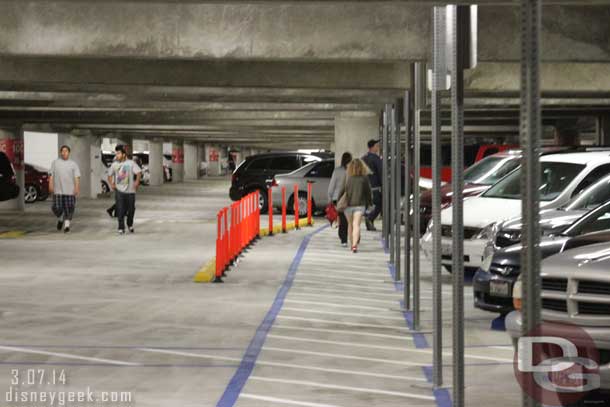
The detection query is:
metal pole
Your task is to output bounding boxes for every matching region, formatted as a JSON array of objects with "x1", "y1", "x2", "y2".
[
  {"x1": 431, "y1": 6, "x2": 447, "y2": 388},
  {"x1": 393, "y1": 103, "x2": 401, "y2": 282},
  {"x1": 520, "y1": 1, "x2": 542, "y2": 407},
  {"x1": 382, "y1": 107, "x2": 390, "y2": 247},
  {"x1": 412, "y1": 62, "x2": 425, "y2": 330},
  {"x1": 403, "y1": 91, "x2": 412, "y2": 310},
  {"x1": 389, "y1": 103, "x2": 397, "y2": 268},
  {"x1": 450, "y1": 6, "x2": 468, "y2": 407}
]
